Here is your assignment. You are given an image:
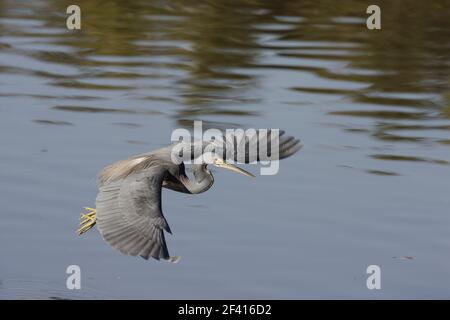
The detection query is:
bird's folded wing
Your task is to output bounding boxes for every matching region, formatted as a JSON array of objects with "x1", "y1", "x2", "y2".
[{"x1": 96, "y1": 167, "x2": 173, "y2": 261}]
